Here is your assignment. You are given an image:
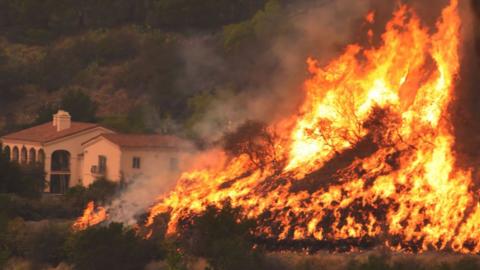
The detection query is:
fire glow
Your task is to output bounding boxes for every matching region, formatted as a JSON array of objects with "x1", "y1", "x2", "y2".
[
  {"x1": 75, "y1": 0, "x2": 480, "y2": 253},
  {"x1": 73, "y1": 201, "x2": 106, "y2": 231}
]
